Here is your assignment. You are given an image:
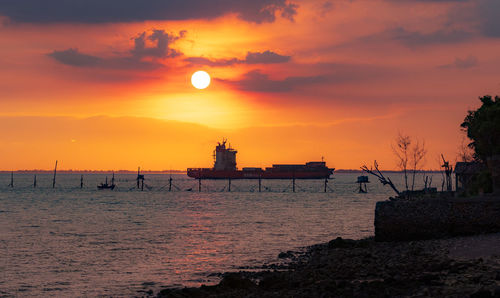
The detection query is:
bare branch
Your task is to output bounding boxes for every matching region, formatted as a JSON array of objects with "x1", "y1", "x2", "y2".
[{"x1": 361, "y1": 160, "x2": 401, "y2": 196}]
